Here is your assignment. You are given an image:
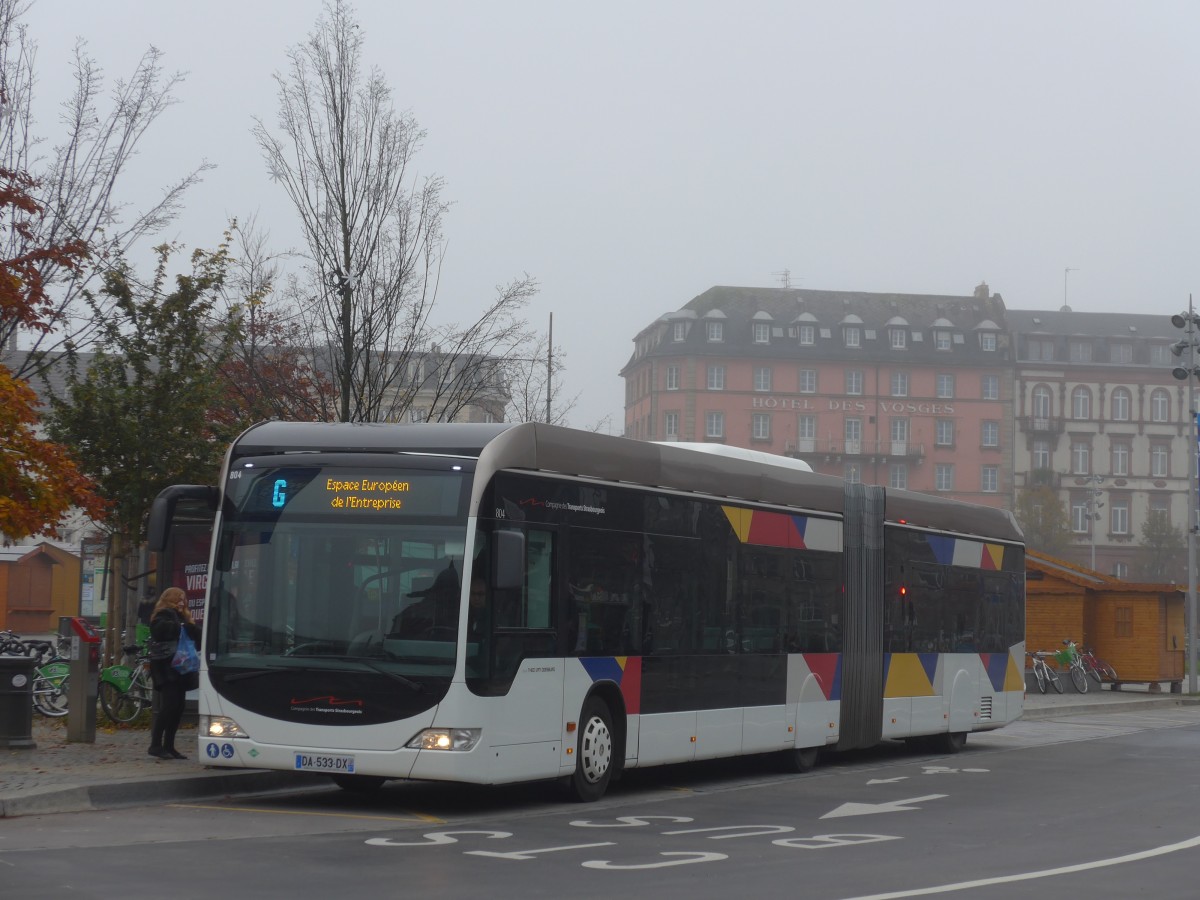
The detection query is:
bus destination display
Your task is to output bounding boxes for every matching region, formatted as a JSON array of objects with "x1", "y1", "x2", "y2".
[{"x1": 232, "y1": 467, "x2": 463, "y2": 518}]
